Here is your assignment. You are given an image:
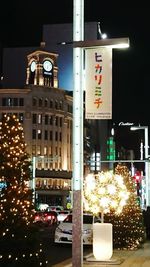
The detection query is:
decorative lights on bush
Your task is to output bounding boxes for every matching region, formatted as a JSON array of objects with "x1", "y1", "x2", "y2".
[
  {"x1": 84, "y1": 171, "x2": 129, "y2": 217},
  {"x1": 84, "y1": 171, "x2": 129, "y2": 261}
]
